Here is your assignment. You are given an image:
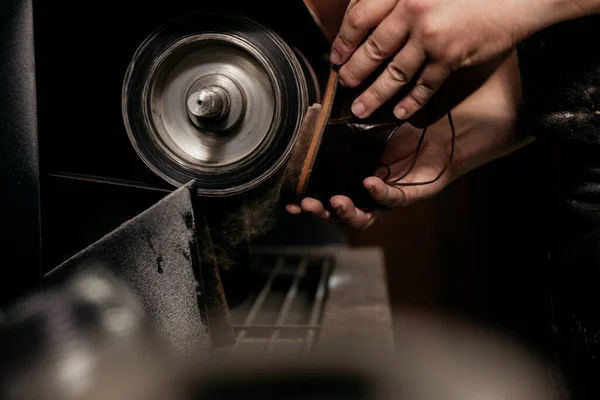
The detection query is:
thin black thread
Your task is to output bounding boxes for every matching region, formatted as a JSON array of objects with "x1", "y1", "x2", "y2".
[
  {"x1": 385, "y1": 125, "x2": 429, "y2": 185},
  {"x1": 328, "y1": 115, "x2": 353, "y2": 123},
  {"x1": 328, "y1": 115, "x2": 398, "y2": 126},
  {"x1": 383, "y1": 110, "x2": 455, "y2": 187}
]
